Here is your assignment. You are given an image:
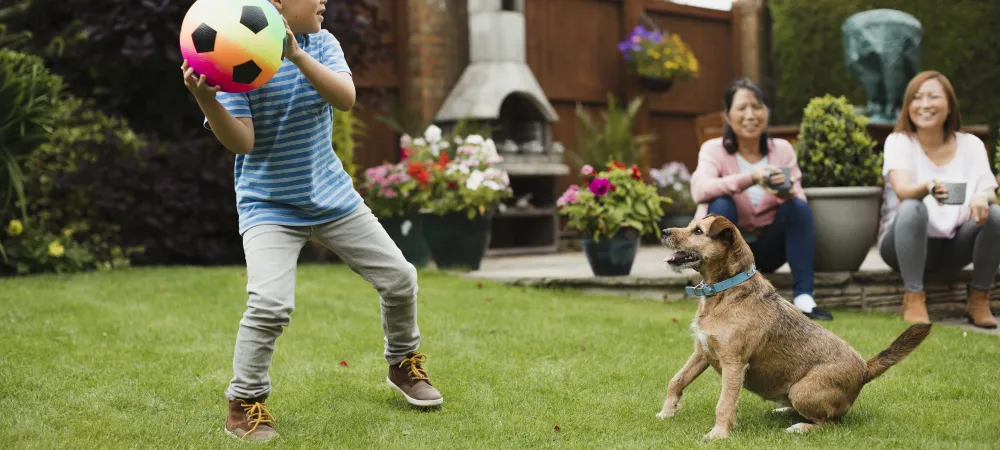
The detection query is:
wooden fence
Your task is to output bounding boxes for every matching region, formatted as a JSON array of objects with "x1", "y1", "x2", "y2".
[{"x1": 350, "y1": 0, "x2": 742, "y2": 191}]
